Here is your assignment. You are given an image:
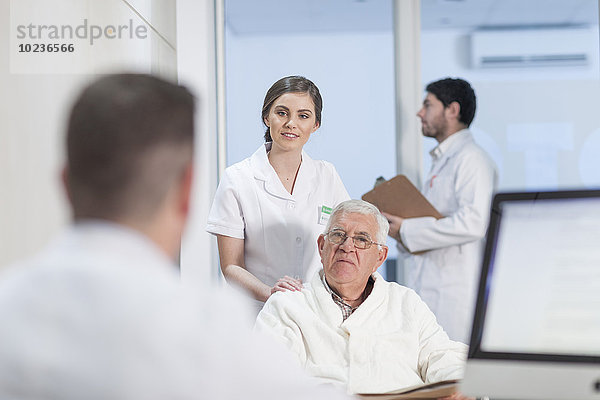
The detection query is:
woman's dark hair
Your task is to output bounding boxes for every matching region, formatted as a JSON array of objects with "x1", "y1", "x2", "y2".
[{"x1": 261, "y1": 75, "x2": 322, "y2": 142}]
